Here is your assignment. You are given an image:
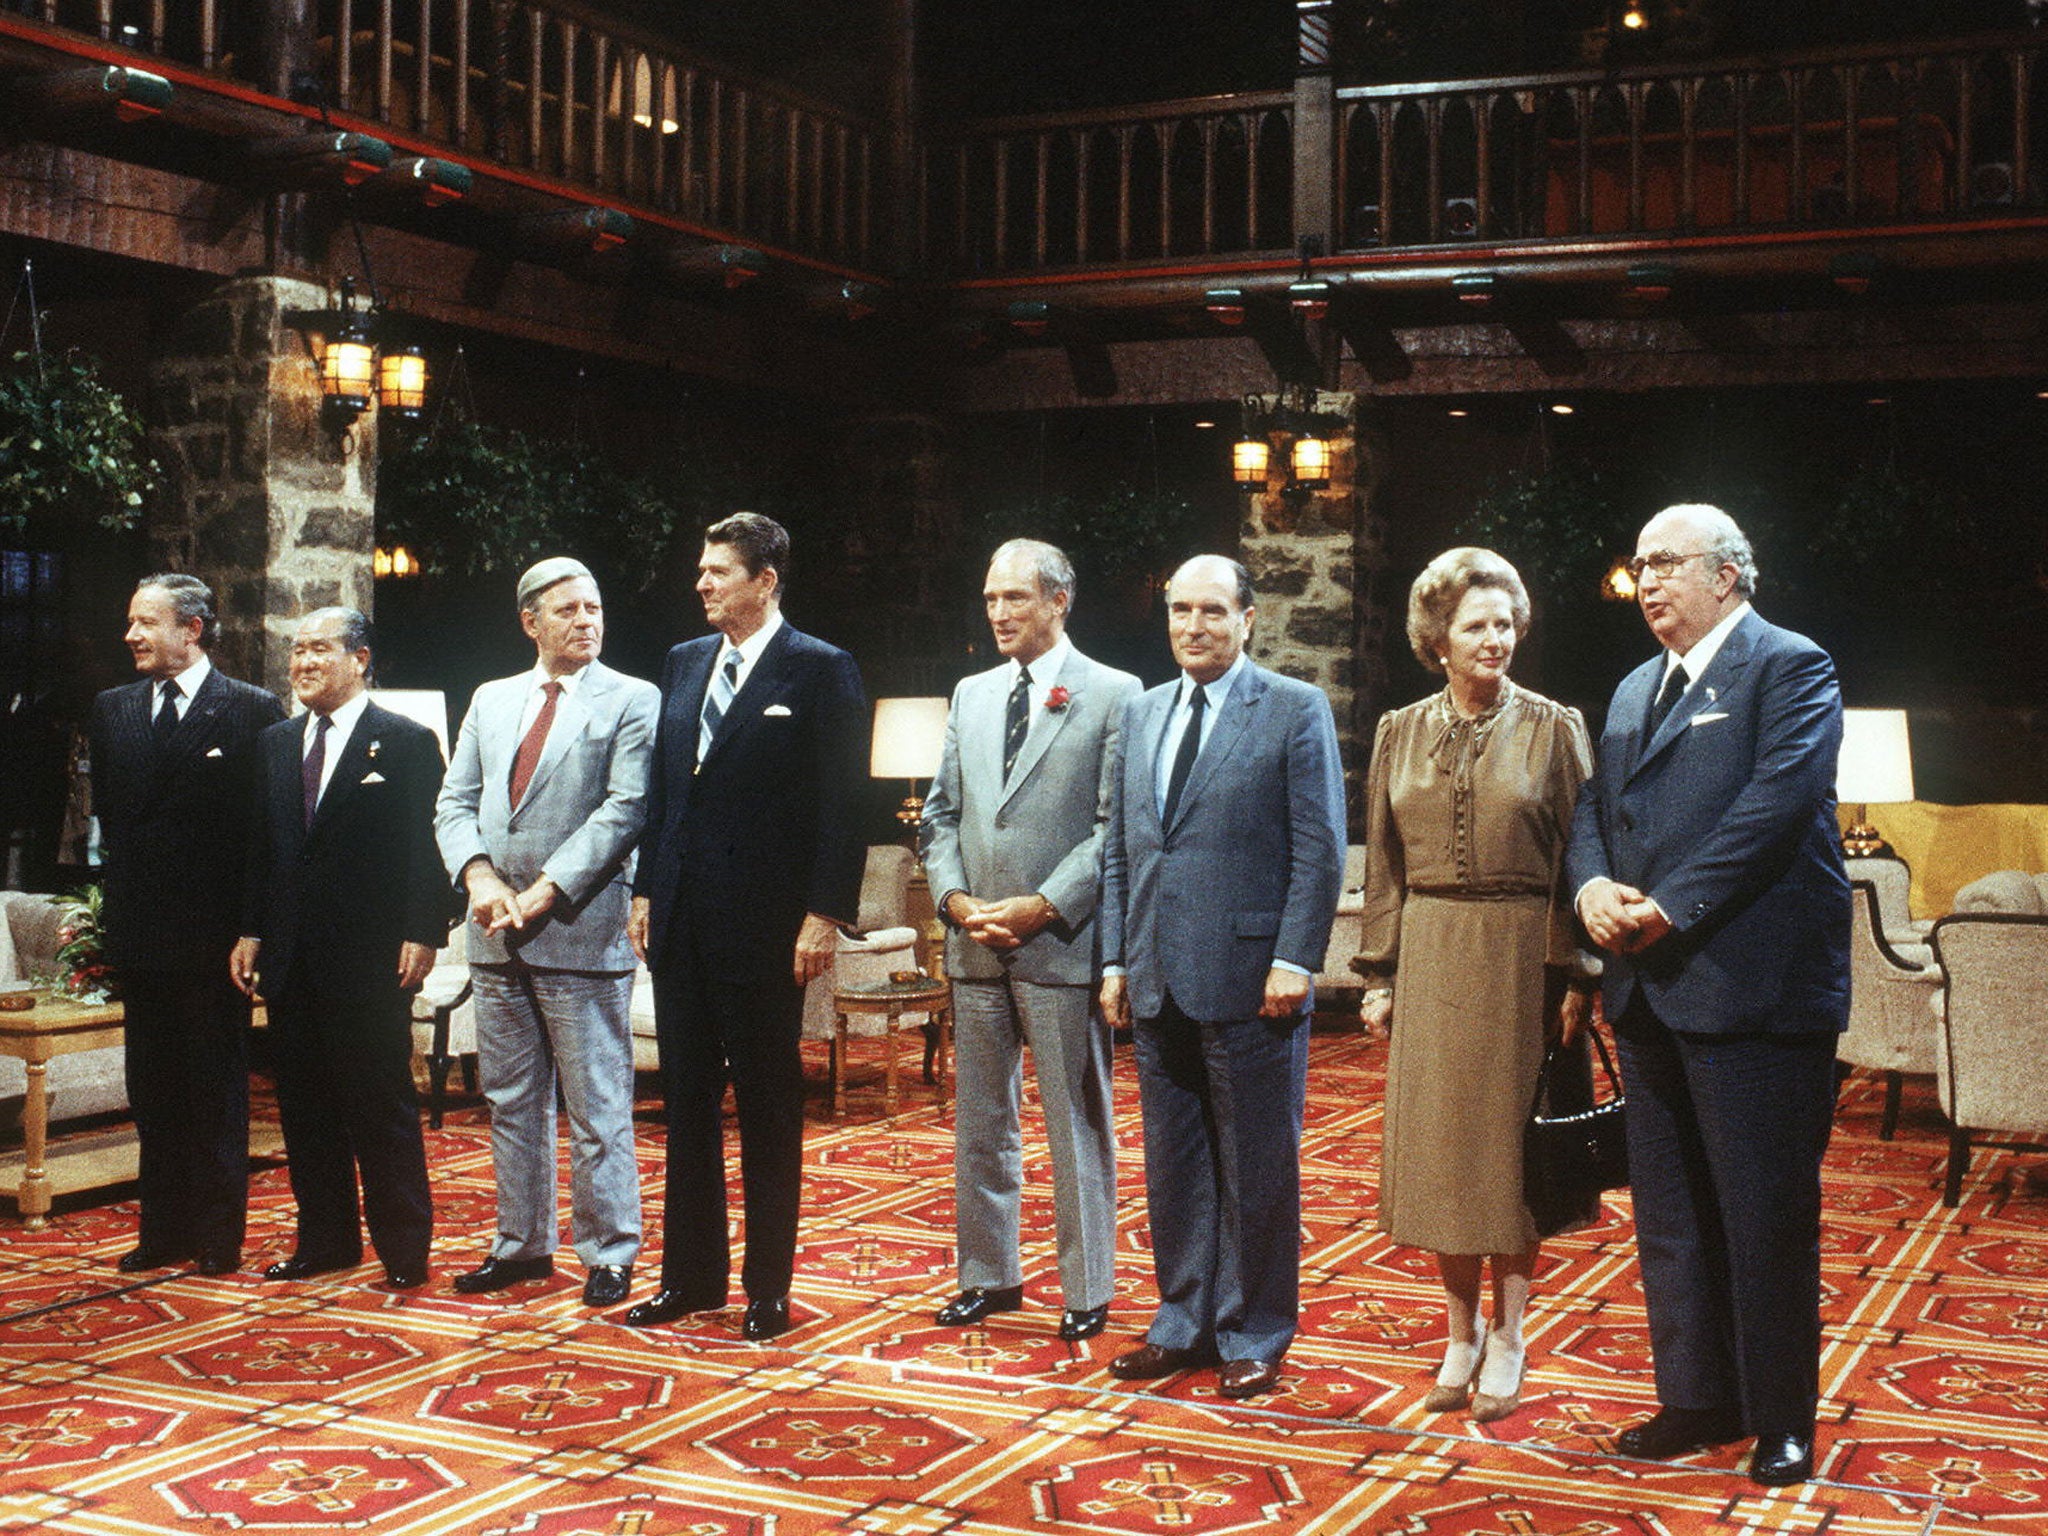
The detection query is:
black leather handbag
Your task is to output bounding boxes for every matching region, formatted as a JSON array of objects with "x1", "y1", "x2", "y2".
[{"x1": 1523, "y1": 1027, "x2": 1630, "y2": 1238}]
